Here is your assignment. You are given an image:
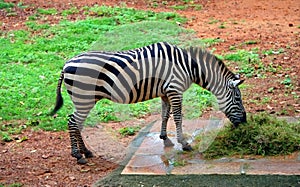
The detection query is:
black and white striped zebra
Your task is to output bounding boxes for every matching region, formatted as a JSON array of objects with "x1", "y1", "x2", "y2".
[{"x1": 51, "y1": 42, "x2": 246, "y2": 164}]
